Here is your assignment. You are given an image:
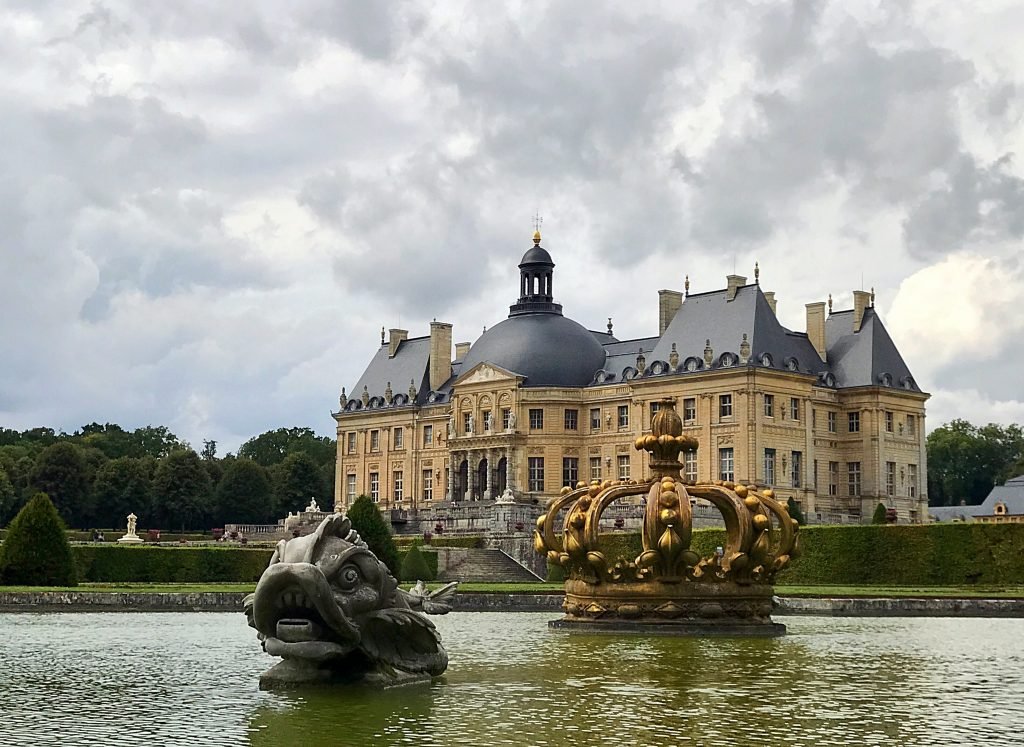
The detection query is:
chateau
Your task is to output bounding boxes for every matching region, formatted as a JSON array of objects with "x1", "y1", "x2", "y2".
[{"x1": 333, "y1": 232, "x2": 929, "y2": 531}]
